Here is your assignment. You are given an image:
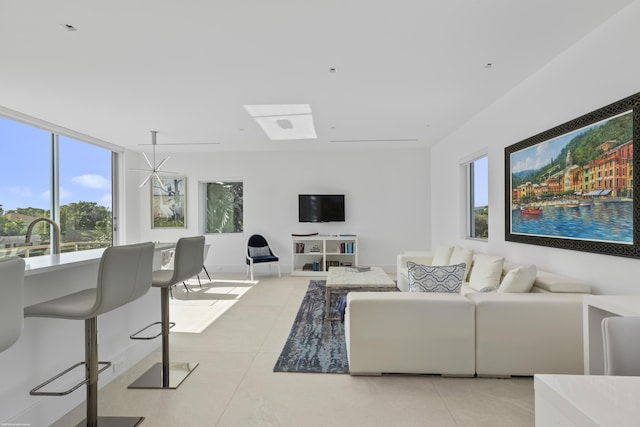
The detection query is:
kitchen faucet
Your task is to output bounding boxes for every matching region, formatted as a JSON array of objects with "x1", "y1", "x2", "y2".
[{"x1": 25, "y1": 218, "x2": 61, "y2": 255}]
